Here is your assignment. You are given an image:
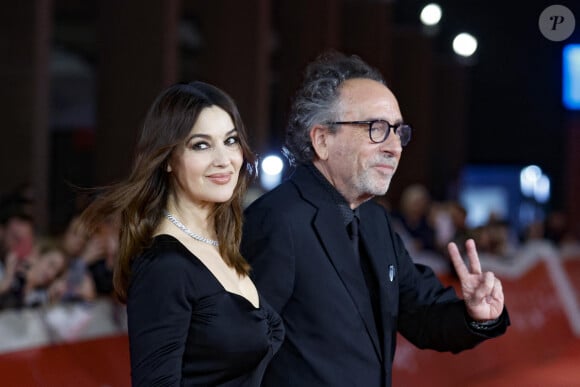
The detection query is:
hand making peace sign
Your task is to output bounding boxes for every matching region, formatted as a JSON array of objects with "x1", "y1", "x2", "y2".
[{"x1": 447, "y1": 239, "x2": 505, "y2": 322}]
